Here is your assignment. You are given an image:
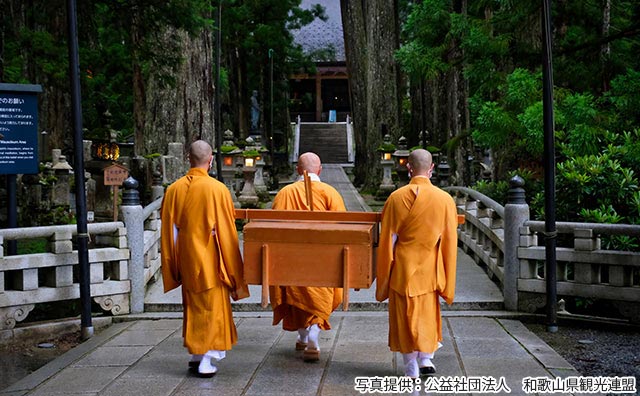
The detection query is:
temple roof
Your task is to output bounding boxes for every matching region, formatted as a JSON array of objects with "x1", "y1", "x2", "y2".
[{"x1": 292, "y1": 0, "x2": 345, "y2": 62}]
